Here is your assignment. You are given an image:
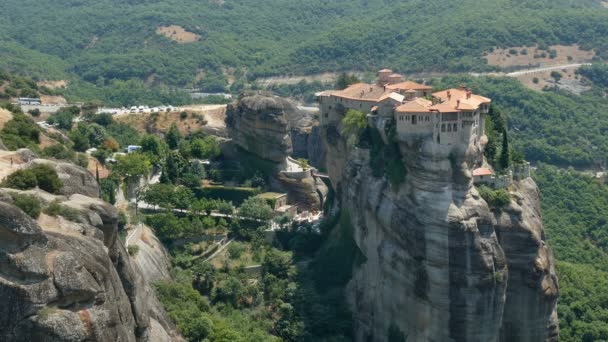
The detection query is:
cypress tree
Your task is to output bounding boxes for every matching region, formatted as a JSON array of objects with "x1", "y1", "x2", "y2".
[{"x1": 499, "y1": 127, "x2": 510, "y2": 170}]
